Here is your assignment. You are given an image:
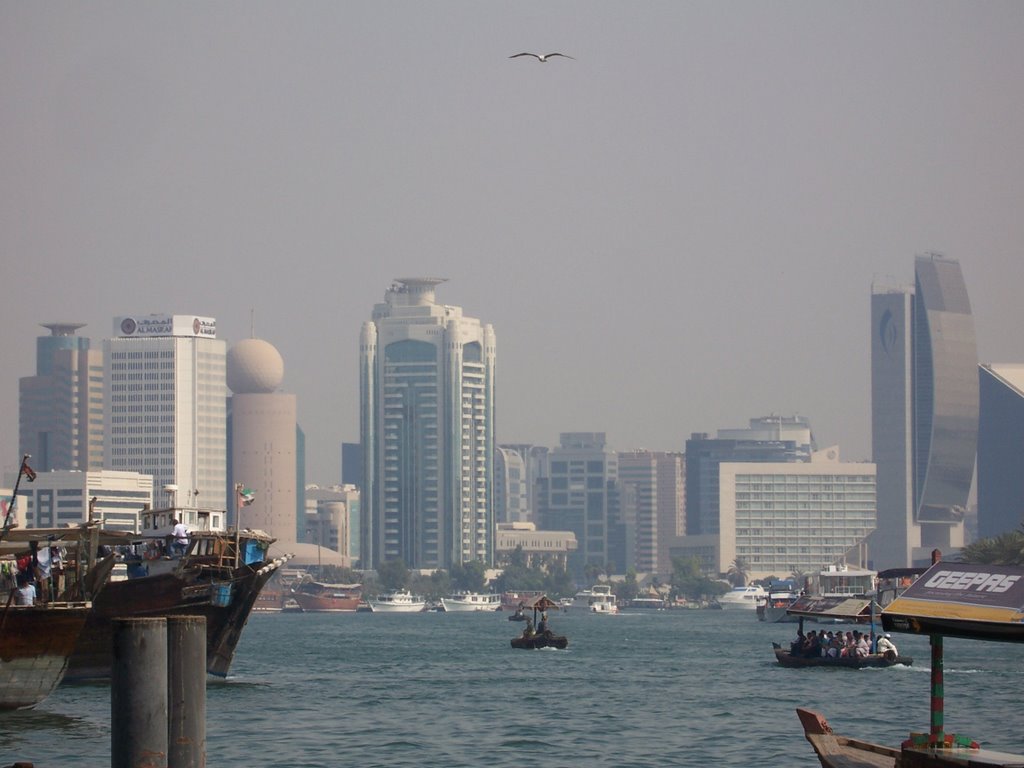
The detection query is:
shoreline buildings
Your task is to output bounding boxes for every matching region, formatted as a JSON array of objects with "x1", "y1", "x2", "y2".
[
  {"x1": 360, "y1": 278, "x2": 496, "y2": 571},
  {"x1": 870, "y1": 254, "x2": 978, "y2": 569},
  {"x1": 674, "y1": 416, "x2": 876, "y2": 581}
]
